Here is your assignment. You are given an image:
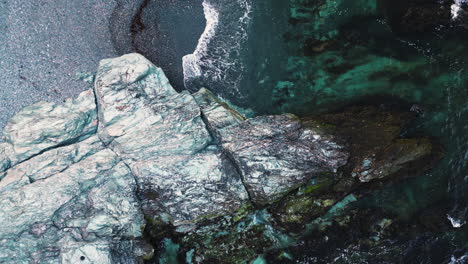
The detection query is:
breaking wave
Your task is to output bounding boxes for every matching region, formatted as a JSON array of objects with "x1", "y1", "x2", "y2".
[{"x1": 182, "y1": 0, "x2": 252, "y2": 104}]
